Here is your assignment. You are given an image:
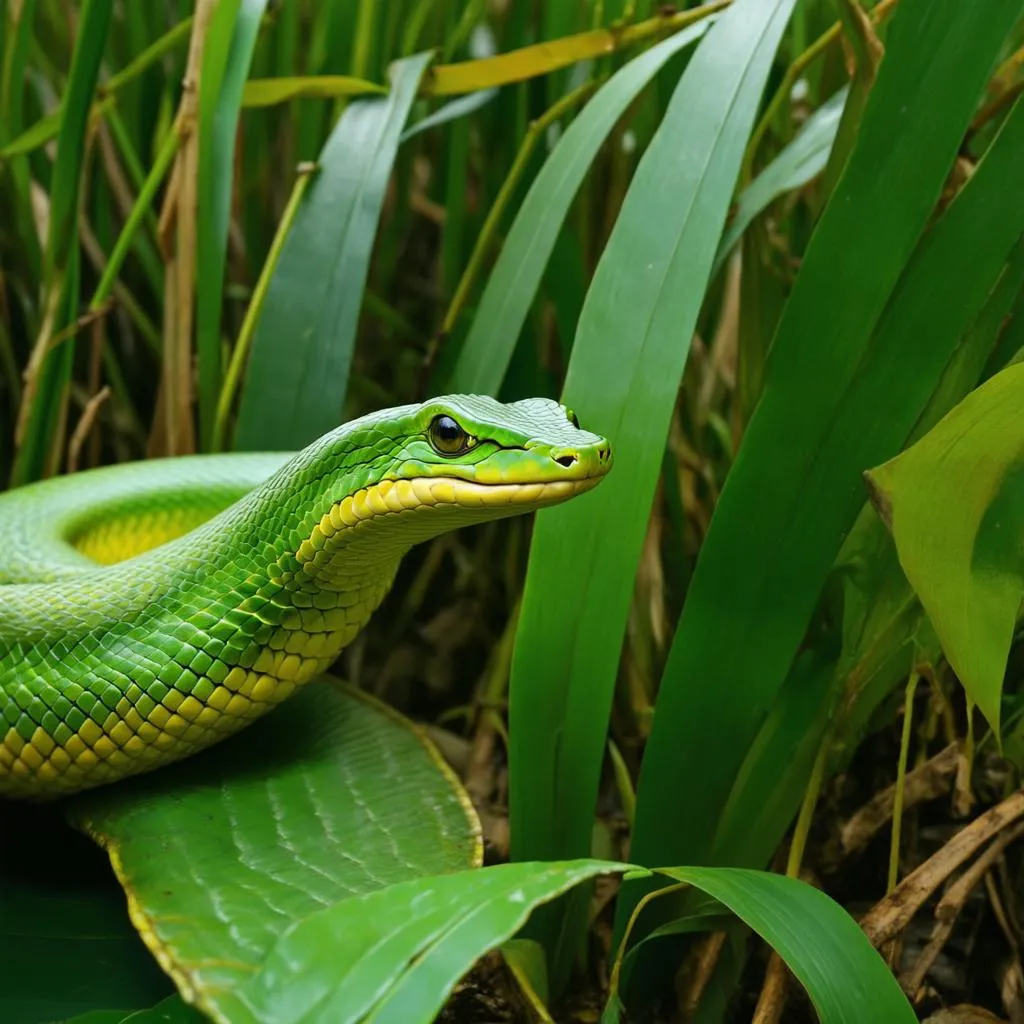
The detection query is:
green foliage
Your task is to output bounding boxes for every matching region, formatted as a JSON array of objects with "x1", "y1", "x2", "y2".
[
  {"x1": 233, "y1": 52, "x2": 431, "y2": 451},
  {"x1": 625, "y1": 0, "x2": 1024, "y2": 915},
  {"x1": 508, "y1": 0, "x2": 798, "y2": 980},
  {"x1": 868, "y1": 364, "x2": 1024, "y2": 735},
  {"x1": 2, "y1": 0, "x2": 1023, "y2": 1021},
  {"x1": 67, "y1": 682, "x2": 480, "y2": 1020}
]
